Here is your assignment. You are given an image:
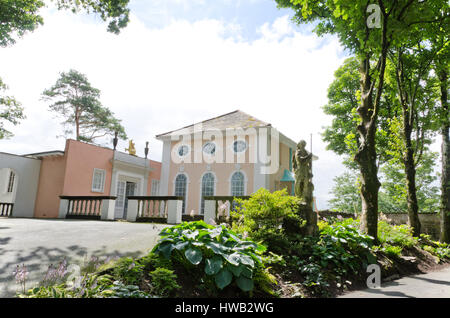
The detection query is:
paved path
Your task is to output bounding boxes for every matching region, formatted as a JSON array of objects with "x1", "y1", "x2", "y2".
[
  {"x1": 340, "y1": 266, "x2": 450, "y2": 298},
  {"x1": 0, "y1": 218, "x2": 167, "y2": 297}
]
